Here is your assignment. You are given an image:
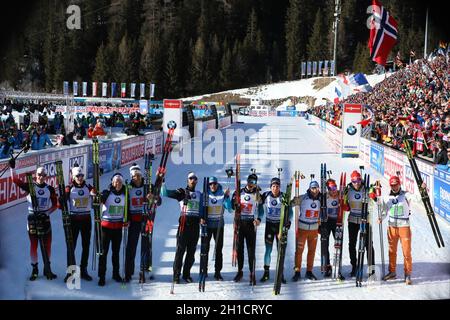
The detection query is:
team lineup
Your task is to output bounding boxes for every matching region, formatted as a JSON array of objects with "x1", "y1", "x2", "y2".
[{"x1": 9, "y1": 124, "x2": 444, "y2": 296}]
